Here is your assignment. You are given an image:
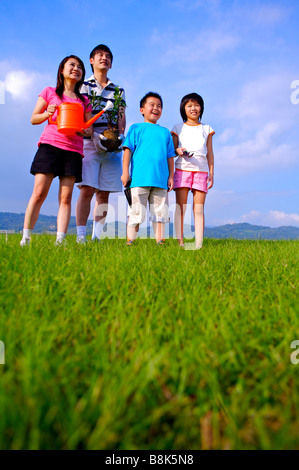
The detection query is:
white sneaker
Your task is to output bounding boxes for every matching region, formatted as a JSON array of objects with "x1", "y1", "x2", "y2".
[
  {"x1": 91, "y1": 236, "x2": 102, "y2": 243},
  {"x1": 184, "y1": 242, "x2": 202, "y2": 251},
  {"x1": 55, "y1": 237, "x2": 66, "y2": 246},
  {"x1": 76, "y1": 235, "x2": 86, "y2": 244},
  {"x1": 20, "y1": 237, "x2": 30, "y2": 246}
]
